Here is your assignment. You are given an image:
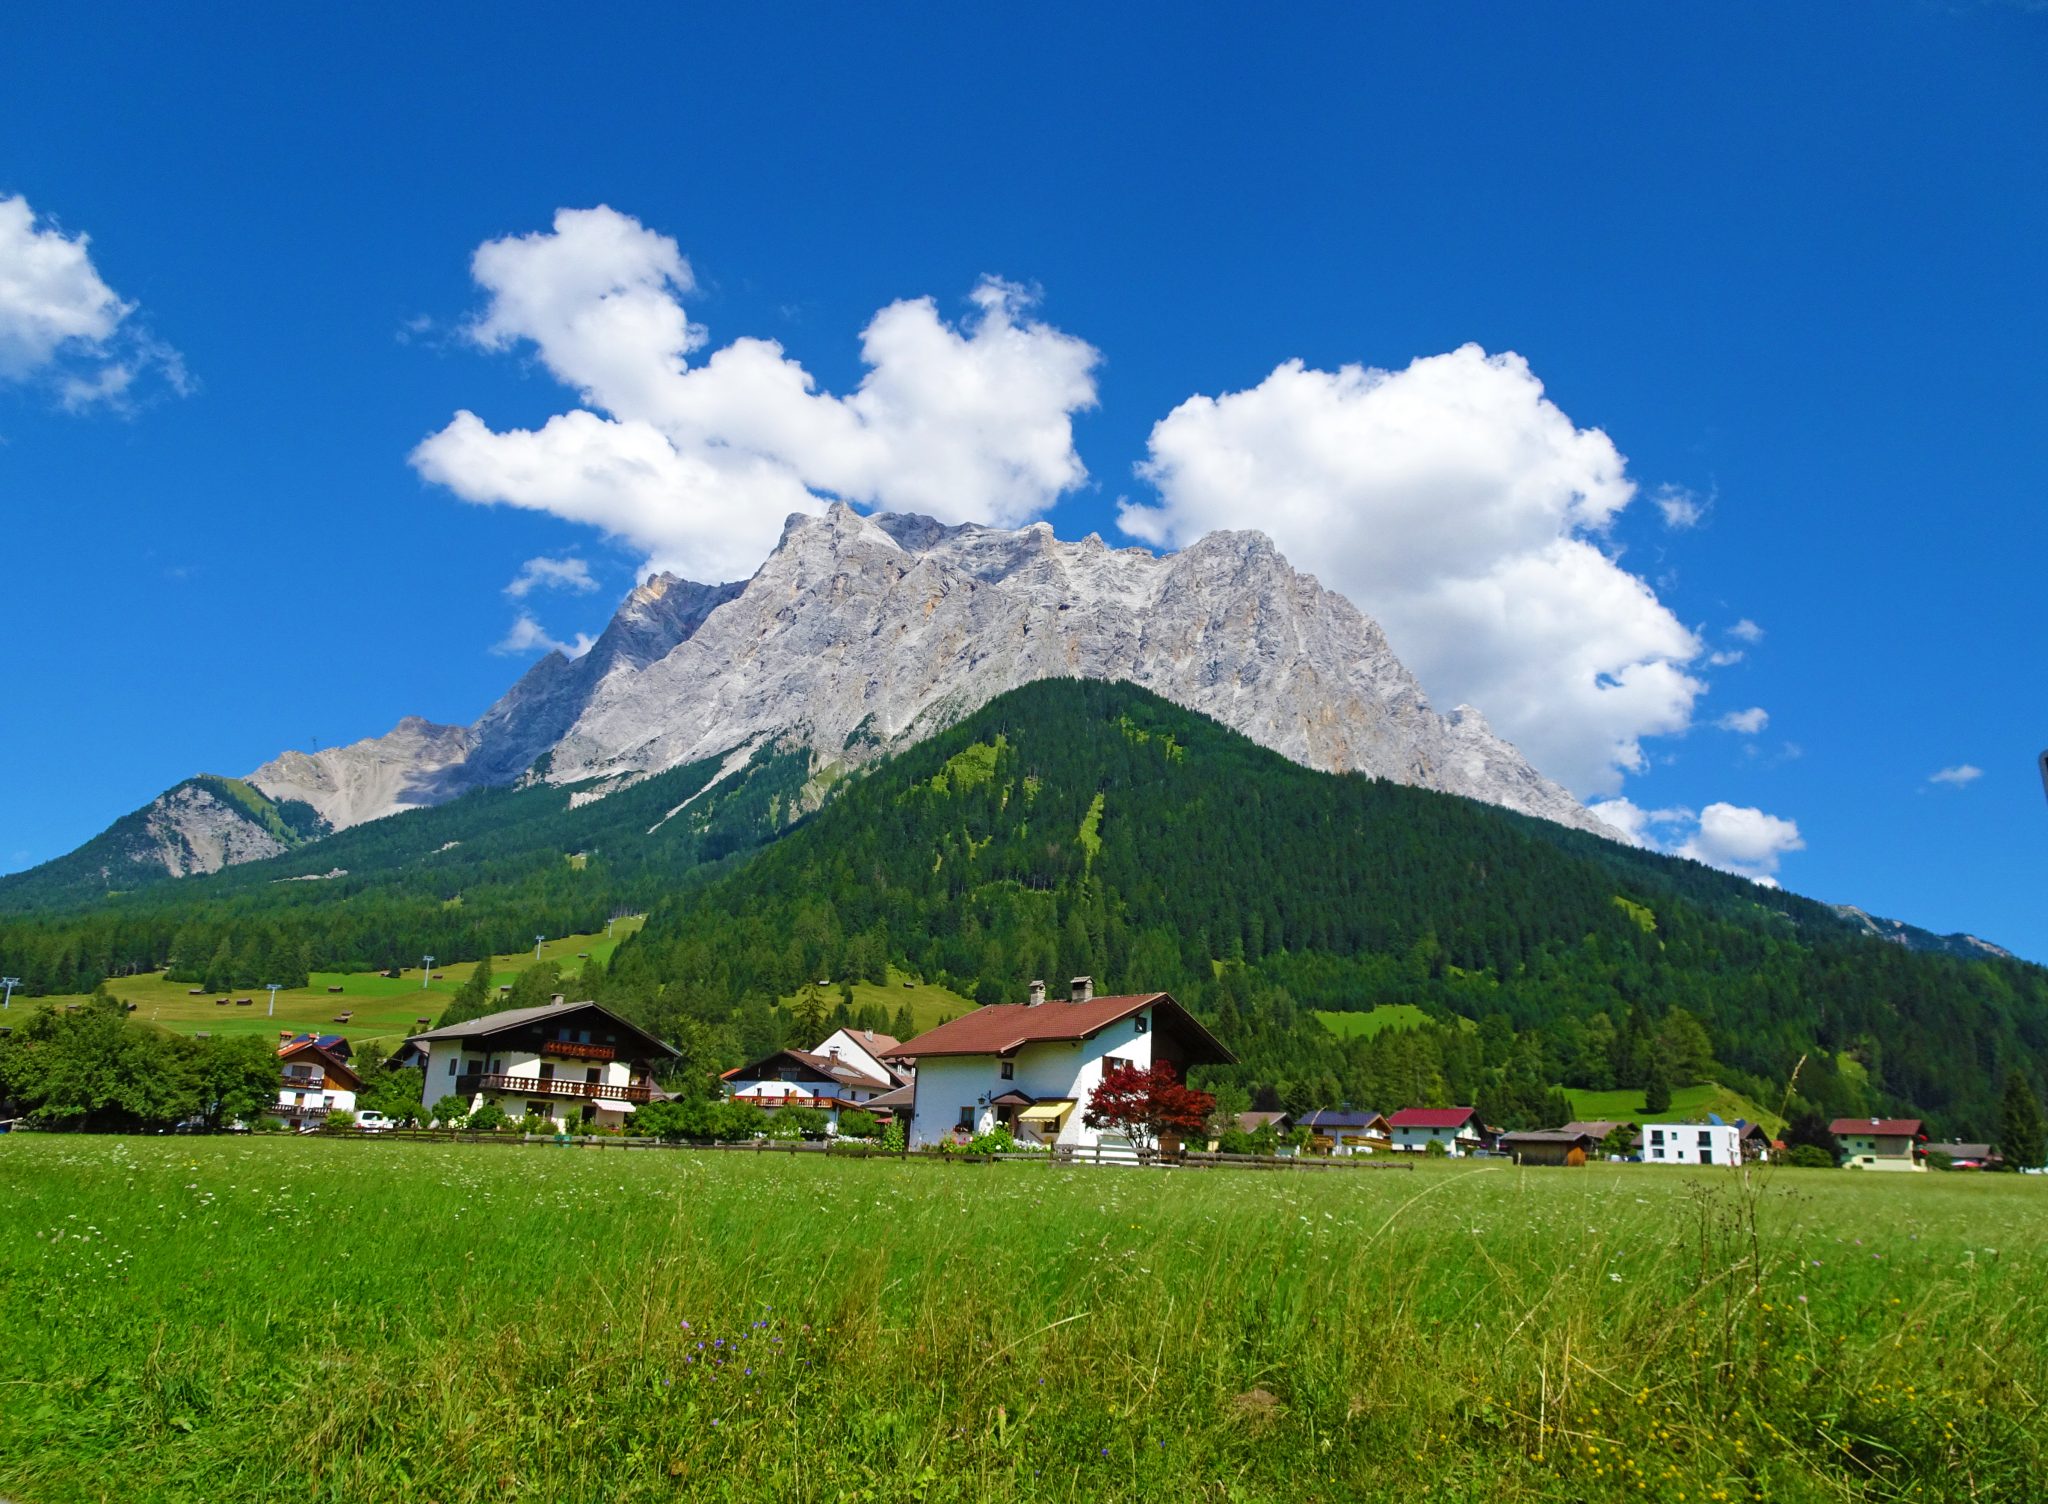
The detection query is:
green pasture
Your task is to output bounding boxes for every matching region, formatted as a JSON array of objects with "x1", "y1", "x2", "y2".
[
  {"x1": 773, "y1": 966, "x2": 977, "y2": 1035},
  {"x1": 0, "y1": 1135, "x2": 2041, "y2": 1503},
  {"x1": 1569, "y1": 1081, "x2": 1783, "y2": 1136},
  {"x1": 1312, "y1": 1003, "x2": 1434, "y2": 1040},
  {"x1": 34, "y1": 919, "x2": 643, "y2": 1055}
]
